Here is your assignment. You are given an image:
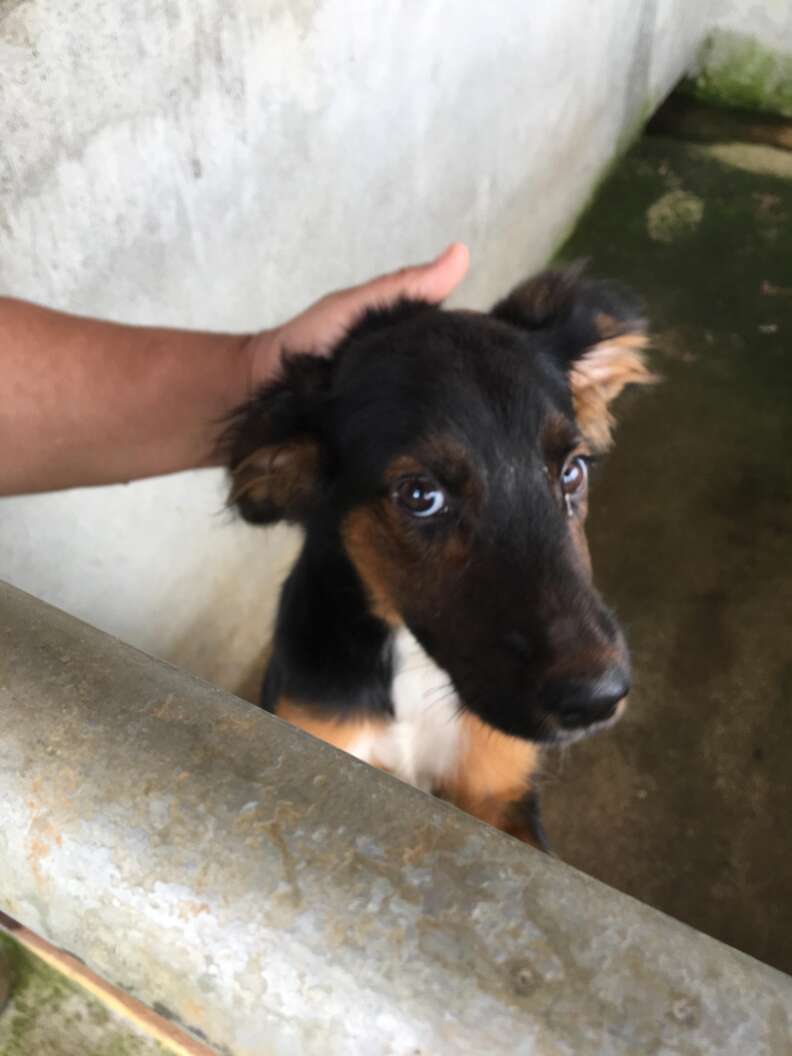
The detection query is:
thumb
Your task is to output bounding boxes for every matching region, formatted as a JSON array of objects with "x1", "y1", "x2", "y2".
[
  {"x1": 399, "y1": 242, "x2": 471, "y2": 303},
  {"x1": 373, "y1": 243, "x2": 470, "y2": 308},
  {"x1": 339, "y1": 242, "x2": 470, "y2": 317}
]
